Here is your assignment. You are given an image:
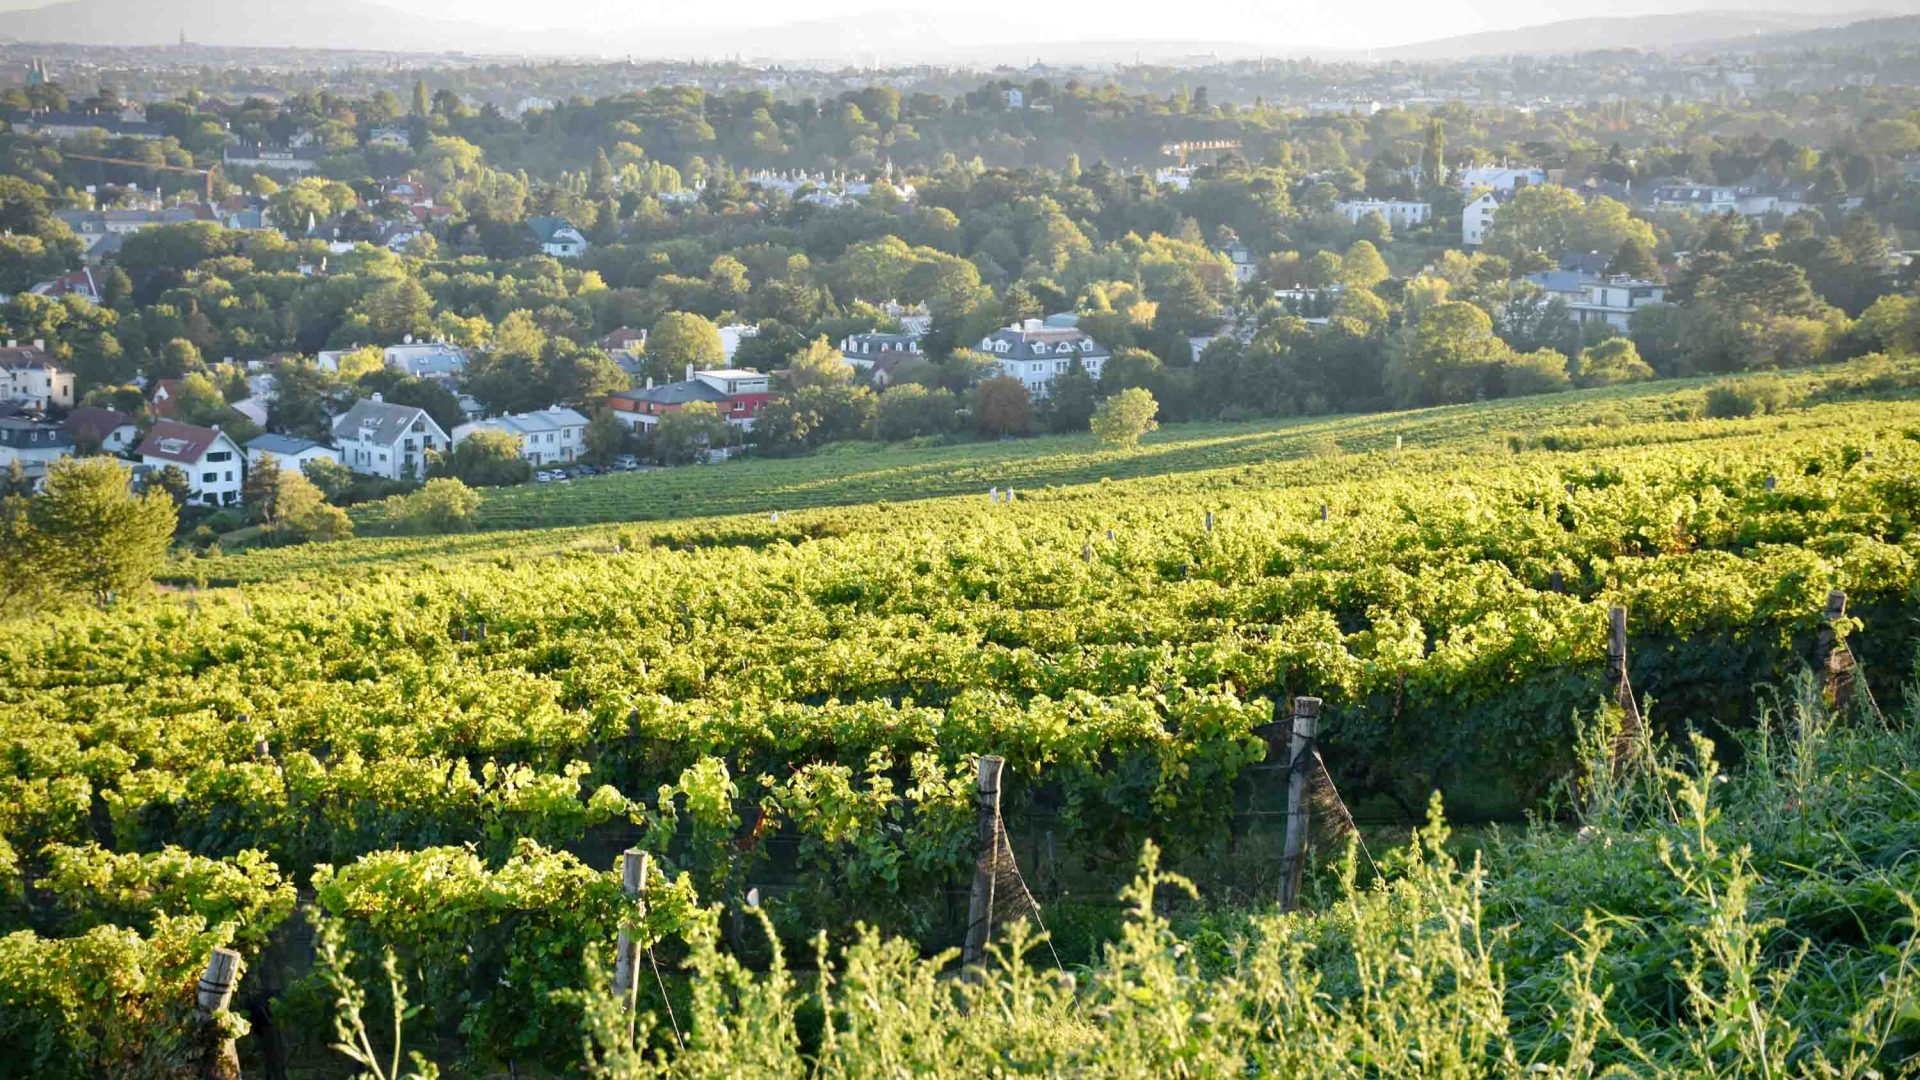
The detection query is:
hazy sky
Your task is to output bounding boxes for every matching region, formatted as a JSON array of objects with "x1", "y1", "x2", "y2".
[{"x1": 354, "y1": 0, "x2": 1889, "y2": 48}]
